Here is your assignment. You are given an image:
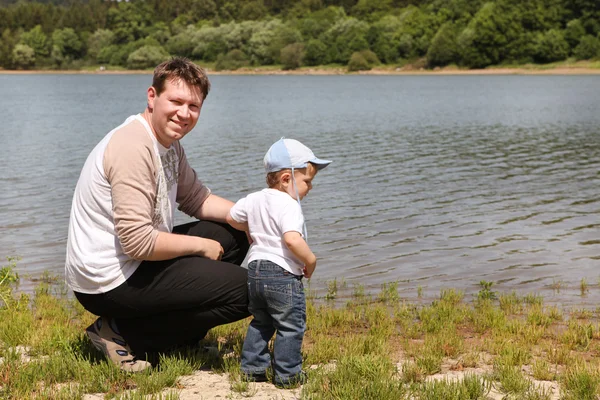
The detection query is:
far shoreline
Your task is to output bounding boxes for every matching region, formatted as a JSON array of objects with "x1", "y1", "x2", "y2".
[{"x1": 2, "y1": 64, "x2": 600, "y2": 76}]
